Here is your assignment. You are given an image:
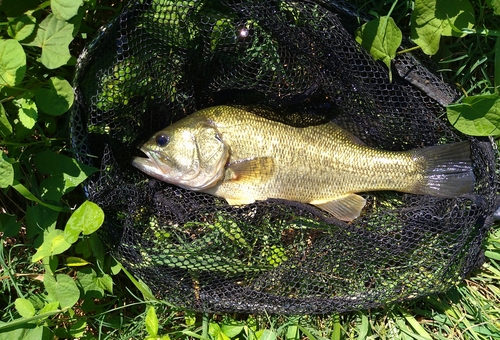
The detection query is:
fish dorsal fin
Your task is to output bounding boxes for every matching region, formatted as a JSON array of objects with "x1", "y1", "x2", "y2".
[
  {"x1": 227, "y1": 157, "x2": 275, "y2": 184},
  {"x1": 312, "y1": 194, "x2": 366, "y2": 221}
]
